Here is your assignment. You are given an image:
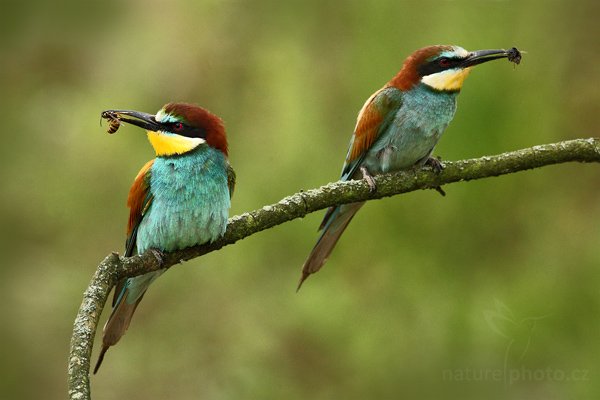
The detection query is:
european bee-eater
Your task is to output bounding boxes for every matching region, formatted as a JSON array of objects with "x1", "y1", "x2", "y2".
[
  {"x1": 94, "y1": 103, "x2": 235, "y2": 373},
  {"x1": 298, "y1": 45, "x2": 521, "y2": 289}
]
